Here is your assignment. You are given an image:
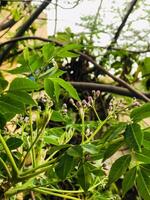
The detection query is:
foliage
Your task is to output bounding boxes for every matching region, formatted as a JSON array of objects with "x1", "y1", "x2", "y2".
[{"x1": 0, "y1": 0, "x2": 150, "y2": 200}]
